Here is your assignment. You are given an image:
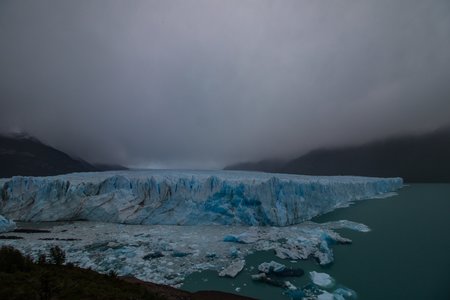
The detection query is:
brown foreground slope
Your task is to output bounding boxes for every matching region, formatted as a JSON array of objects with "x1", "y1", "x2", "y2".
[{"x1": 0, "y1": 246, "x2": 255, "y2": 300}]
